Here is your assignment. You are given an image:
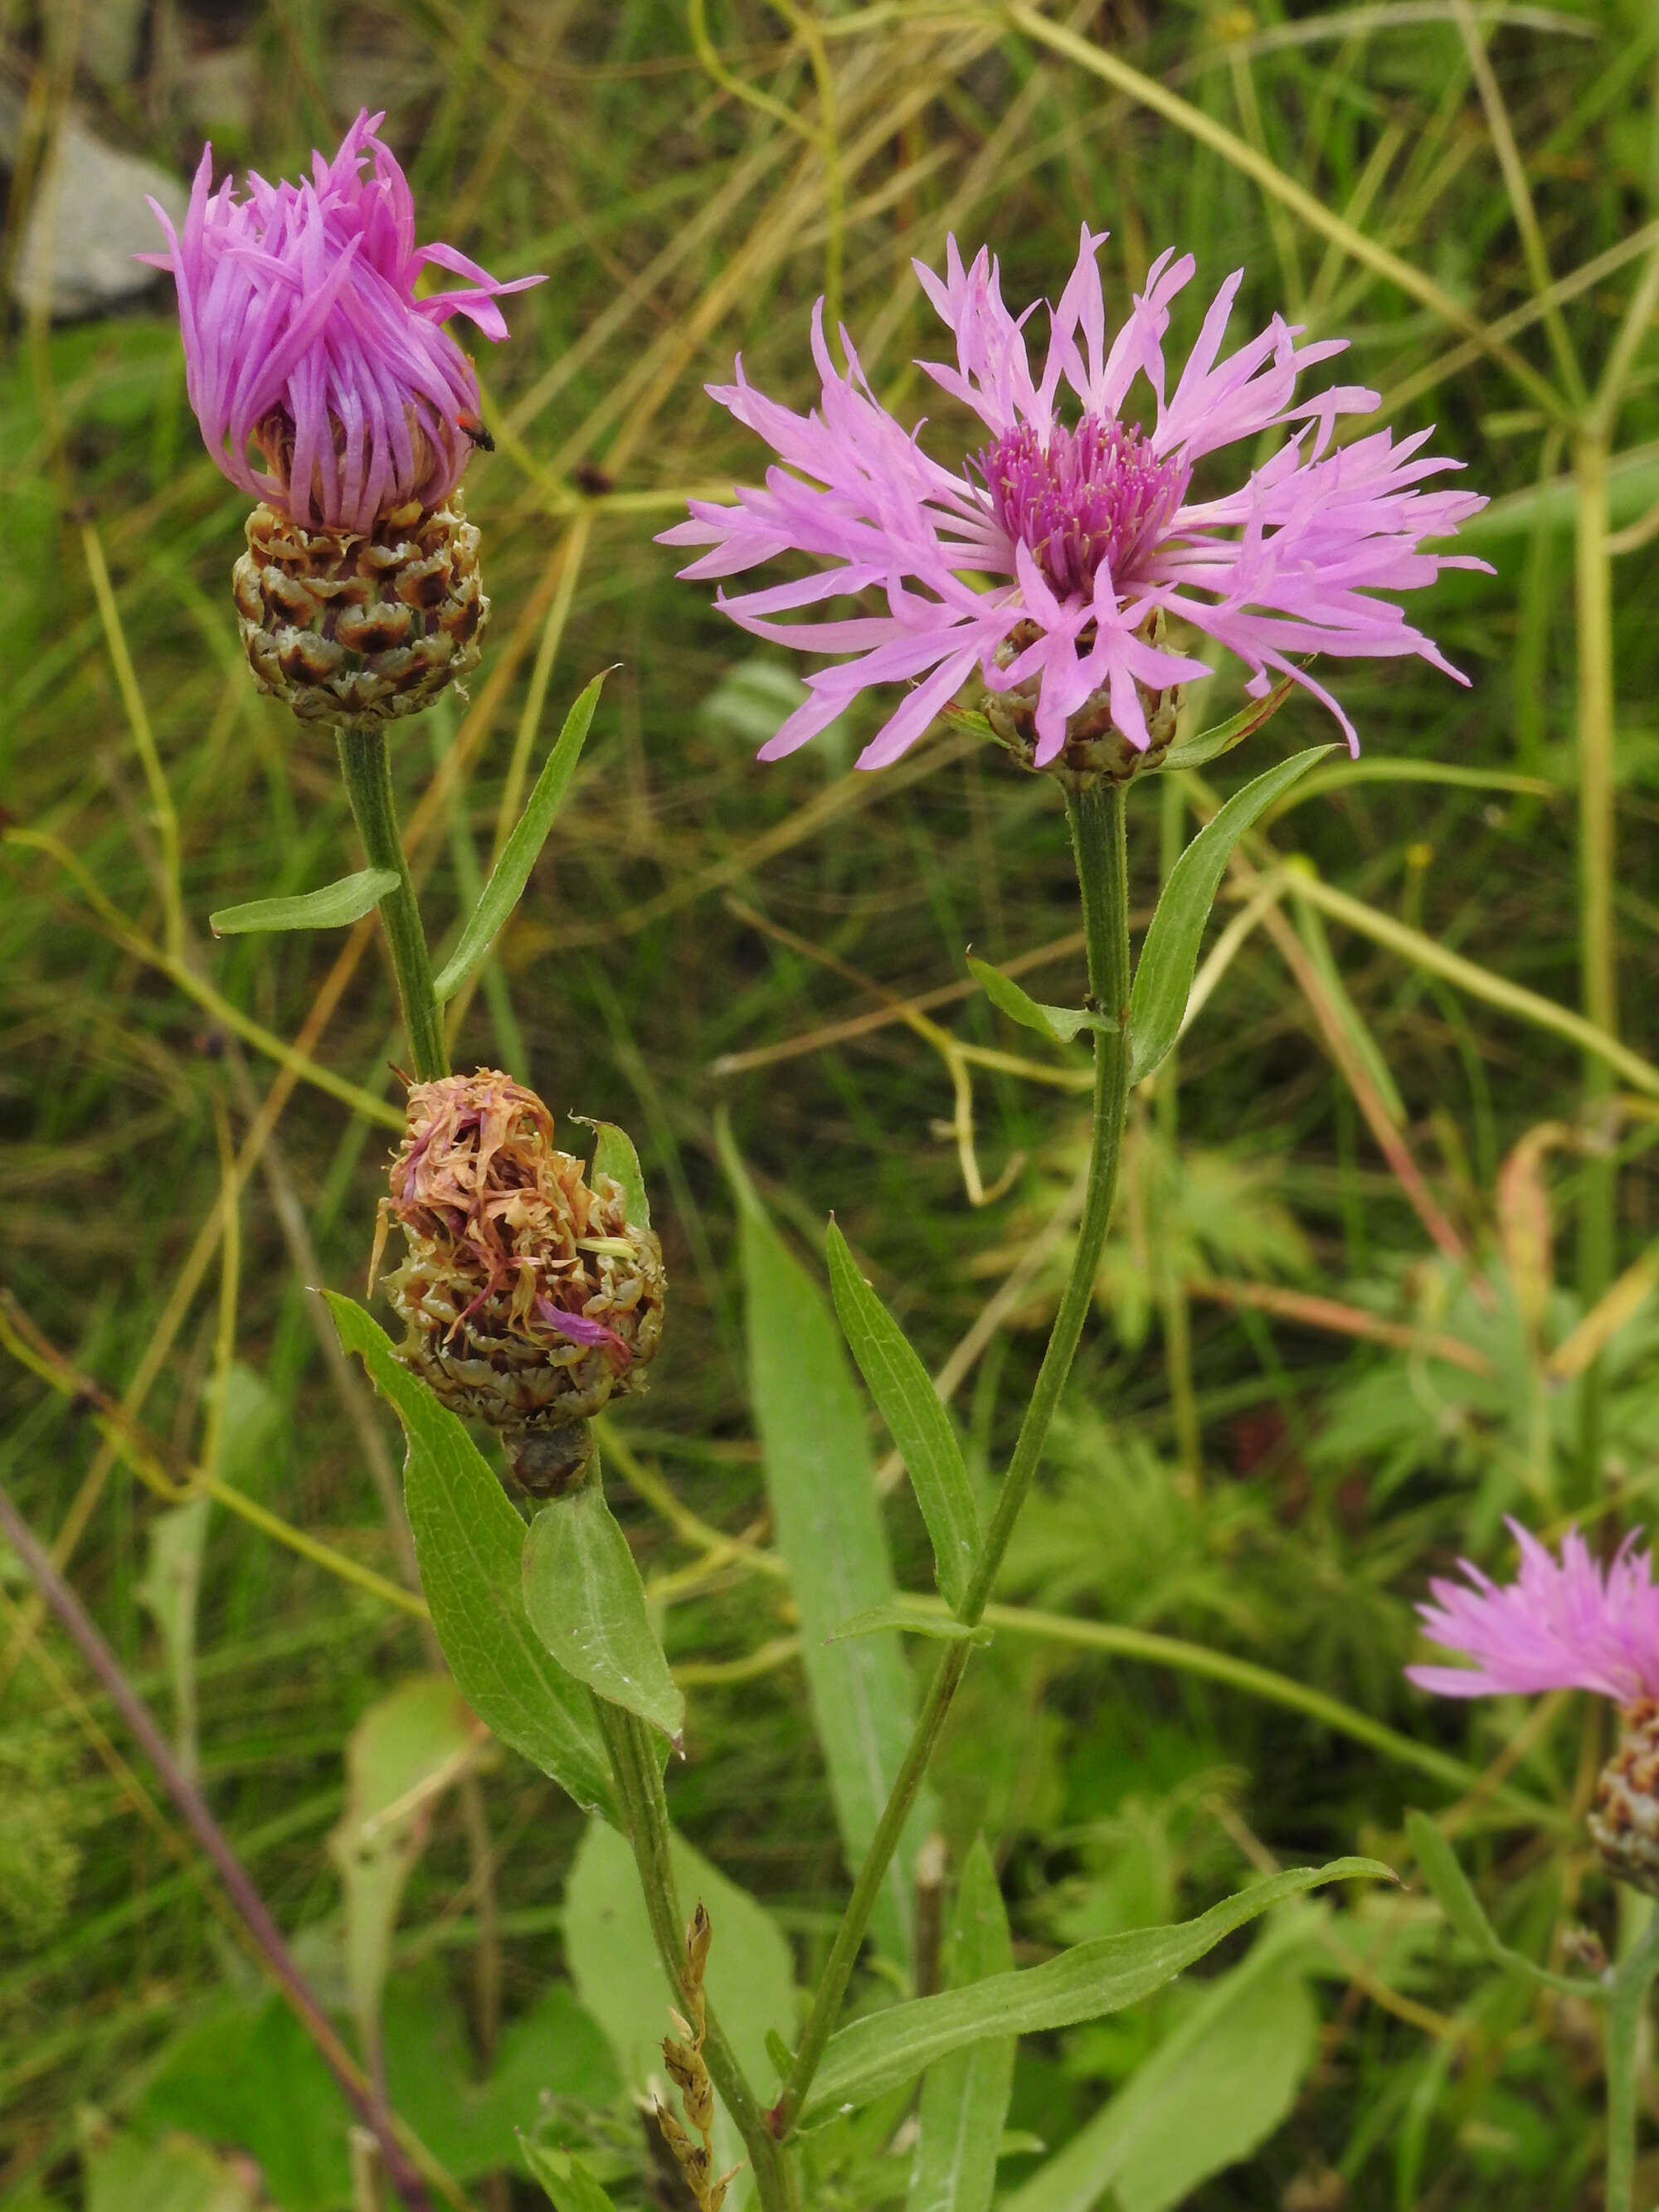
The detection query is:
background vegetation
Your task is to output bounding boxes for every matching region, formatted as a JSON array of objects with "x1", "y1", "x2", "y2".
[{"x1": 2, "y1": 1, "x2": 1658, "y2": 2206}]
